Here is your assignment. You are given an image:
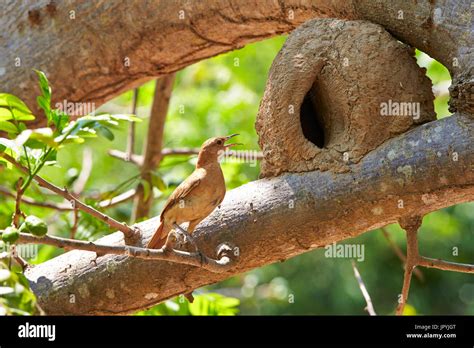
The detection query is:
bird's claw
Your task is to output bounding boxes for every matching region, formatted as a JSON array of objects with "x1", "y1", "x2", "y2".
[{"x1": 173, "y1": 223, "x2": 199, "y2": 253}]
